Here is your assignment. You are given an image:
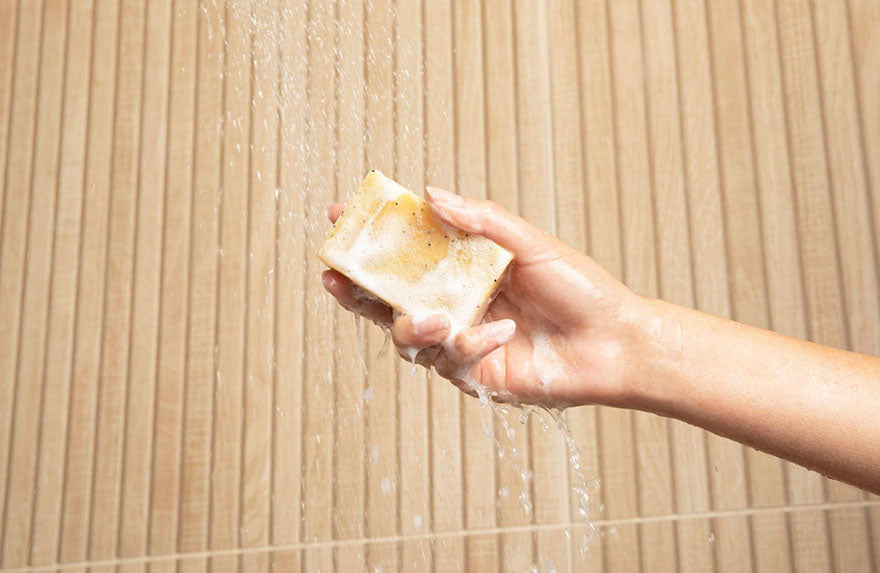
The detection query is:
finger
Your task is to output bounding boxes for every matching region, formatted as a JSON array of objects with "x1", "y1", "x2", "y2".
[
  {"x1": 424, "y1": 187, "x2": 556, "y2": 263},
  {"x1": 391, "y1": 313, "x2": 451, "y2": 350},
  {"x1": 400, "y1": 344, "x2": 442, "y2": 366},
  {"x1": 449, "y1": 377, "x2": 479, "y2": 399},
  {"x1": 327, "y1": 202, "x2": 345, "y2": 223},
  {"x1": 451, "y1": 319, "x2": 516, "y2": 364},
  {"x1": 321, "y1": 270, "x2": 393, "y2": 326}
]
